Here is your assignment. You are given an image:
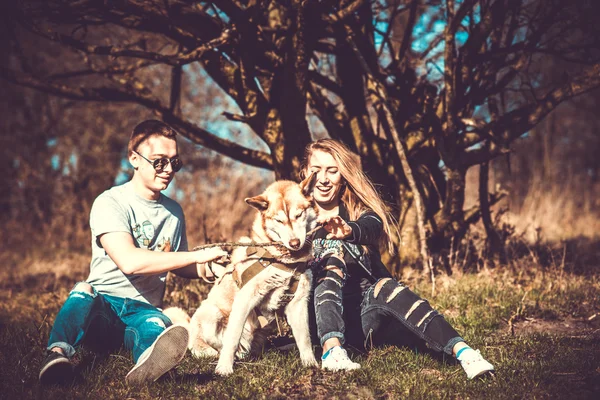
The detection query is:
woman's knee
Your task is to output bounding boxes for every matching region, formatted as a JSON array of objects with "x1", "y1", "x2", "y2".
[
  {"x1": 323, "y1": 265, "x2": 344, "y2": 279},
  {"x1": 365, "y1": 278, "x2": 418, "y2": 306},
  {"x1": 314, "y1": 269, "x2": 345, "y2": 306},
  {"x1": 315, "y1": 268, "x2": 345, "y2": 290}
]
